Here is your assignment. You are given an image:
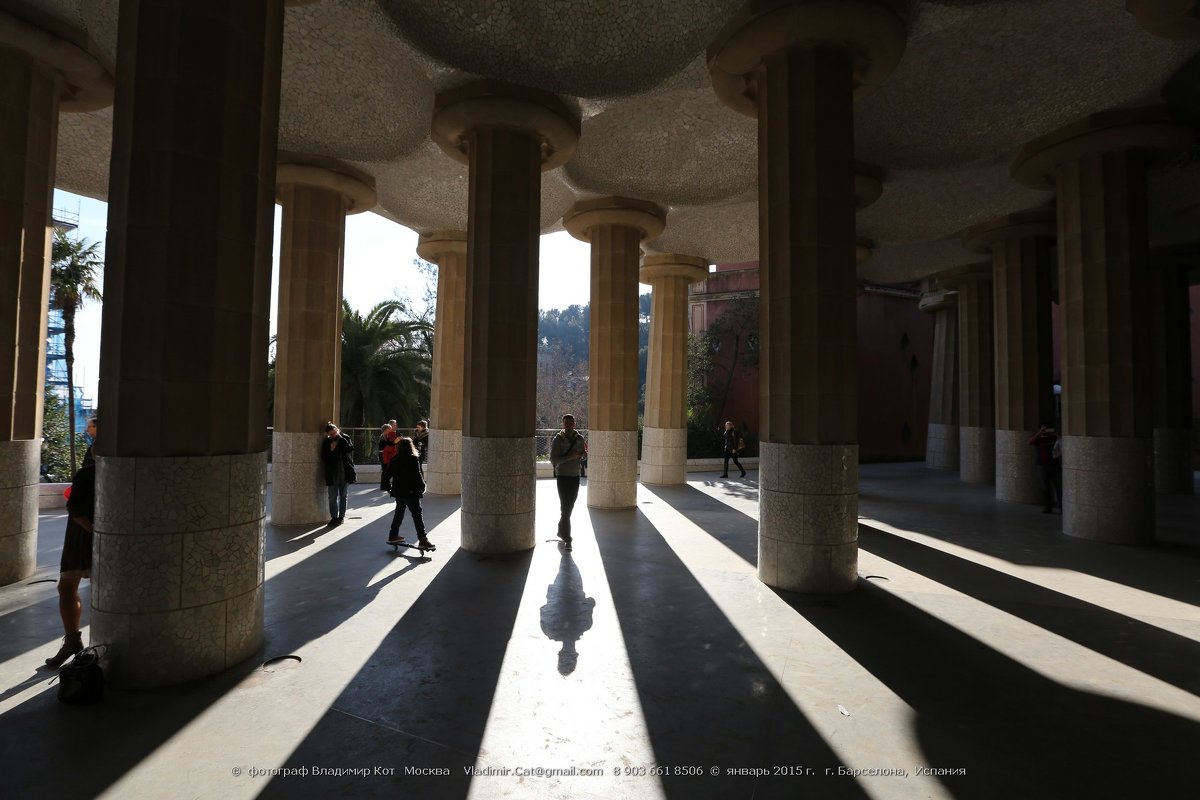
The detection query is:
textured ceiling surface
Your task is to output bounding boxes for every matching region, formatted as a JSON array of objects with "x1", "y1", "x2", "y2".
[{"x1": 21, "y1": 0, "x2": 1200, "y2": 283}]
